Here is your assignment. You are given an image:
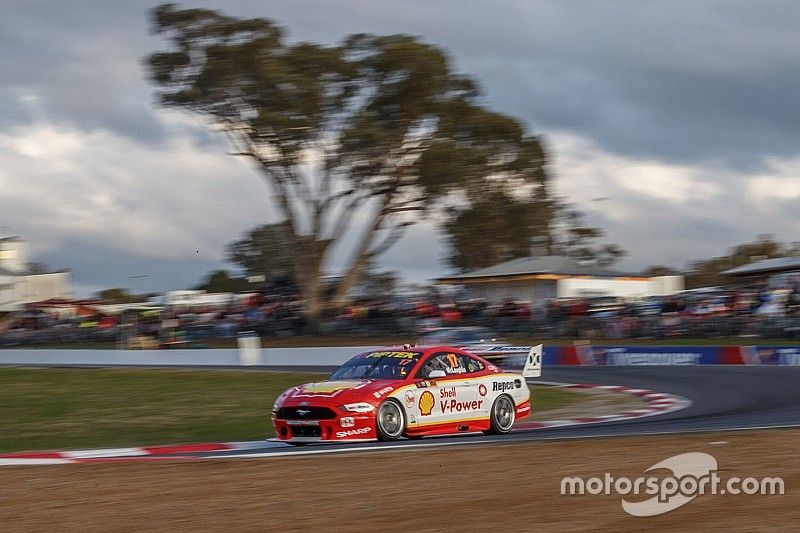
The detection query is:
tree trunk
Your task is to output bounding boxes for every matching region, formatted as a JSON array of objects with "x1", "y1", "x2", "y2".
[
  {"x1": 330, "y1": 248, "x2": 372, "y2": 310},
  {"x1": 299, "y1": 241, "x2": 327, "y2": 334},
  {"x1": 329, "y1": 209, "x2": 387, "y2": 310}
]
